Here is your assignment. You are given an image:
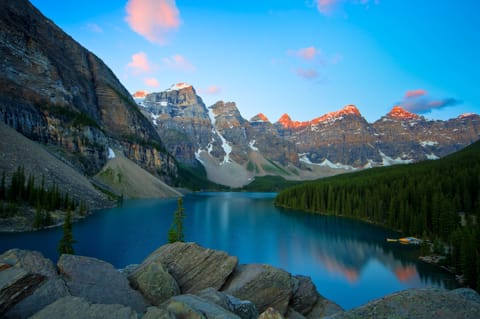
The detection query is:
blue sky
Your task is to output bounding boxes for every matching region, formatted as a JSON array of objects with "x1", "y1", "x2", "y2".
[{"x1": 30, "y1": 0, "x2": 480, "y2": 123}]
